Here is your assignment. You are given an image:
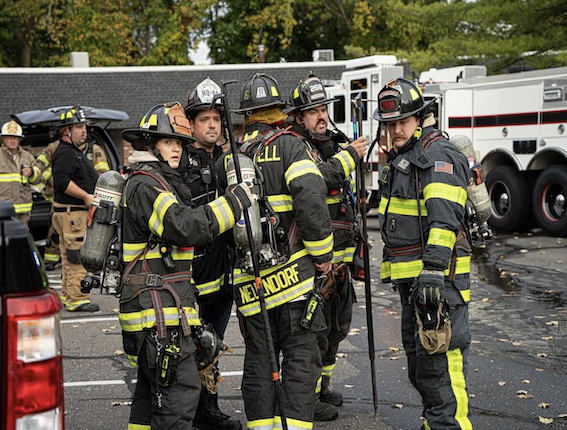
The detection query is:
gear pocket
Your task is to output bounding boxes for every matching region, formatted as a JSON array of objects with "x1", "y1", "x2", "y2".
[
  {"x1": 289, "y1": 300, "x2": 327, "y2": 335},
  {"x1": 63, "y1": 232, "x2": 85, "y2": 264}
]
